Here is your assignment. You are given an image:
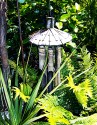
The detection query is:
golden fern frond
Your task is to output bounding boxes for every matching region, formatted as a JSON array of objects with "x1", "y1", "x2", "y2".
[
  {"x1": 67, "y1": 75, "x2": 93, "y2": 108},
  {"x1": 75, "y1": 90, "x2": 88, "y2": 108},
  {"x1": 67, "y1": 75, "x2": 75, "y2": 89},
  {"x1": 70, "y1": 113, "x2": 97, "y2": 125},
  {"x1": 38, "y1": 94, "x2": 73, "y2": 125},
  {"x1": 79, "y1": 79, "x2": 93, "y2": 98}
]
